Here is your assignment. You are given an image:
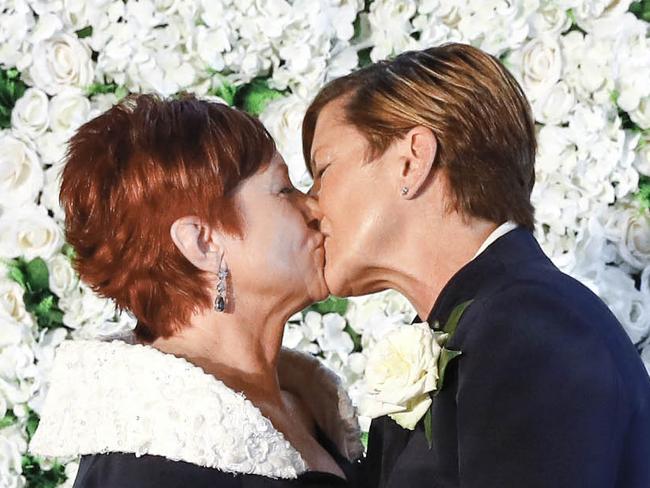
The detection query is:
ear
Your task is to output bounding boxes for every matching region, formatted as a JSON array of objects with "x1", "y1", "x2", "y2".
[
  {"x1": 170, "y1": 216, "x2": 224, "y2": 273},
  {"x1": 398, "y1": 126, "x2": 438, "y2": 200}
]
